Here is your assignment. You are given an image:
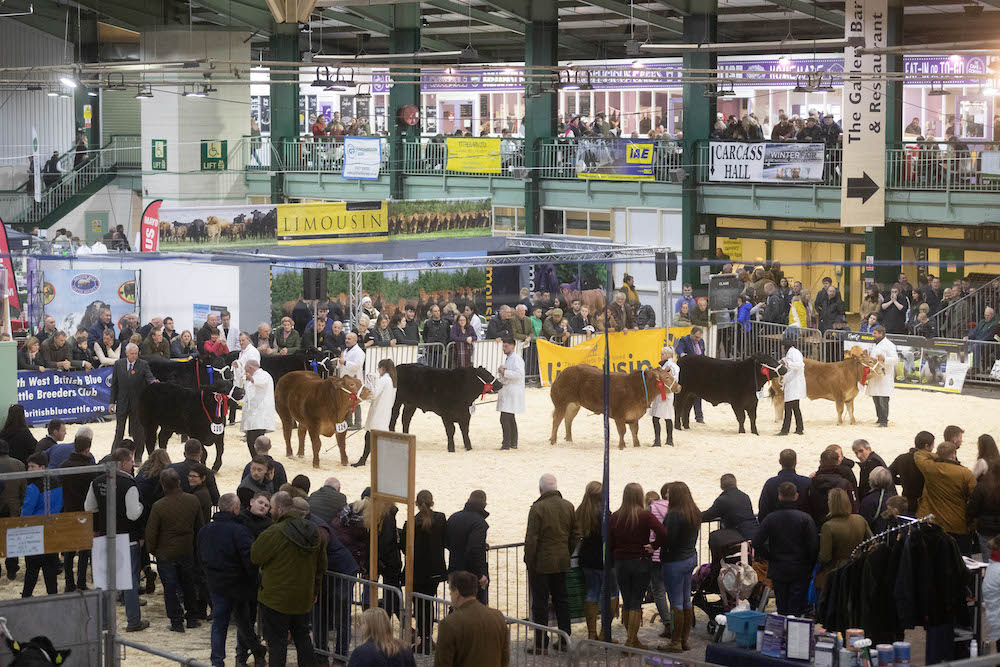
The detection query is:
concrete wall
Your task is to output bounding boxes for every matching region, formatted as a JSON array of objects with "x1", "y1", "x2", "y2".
[{"x1": 43, "y1": 183, "x2": 142, "y2": 243}]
